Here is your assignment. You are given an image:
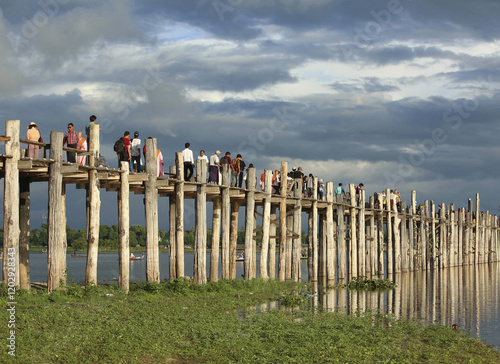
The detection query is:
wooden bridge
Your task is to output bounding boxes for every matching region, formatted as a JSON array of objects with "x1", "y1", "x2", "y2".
[{"x1": 1, "y1": 120, "x2": 498, "y2": 292}]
